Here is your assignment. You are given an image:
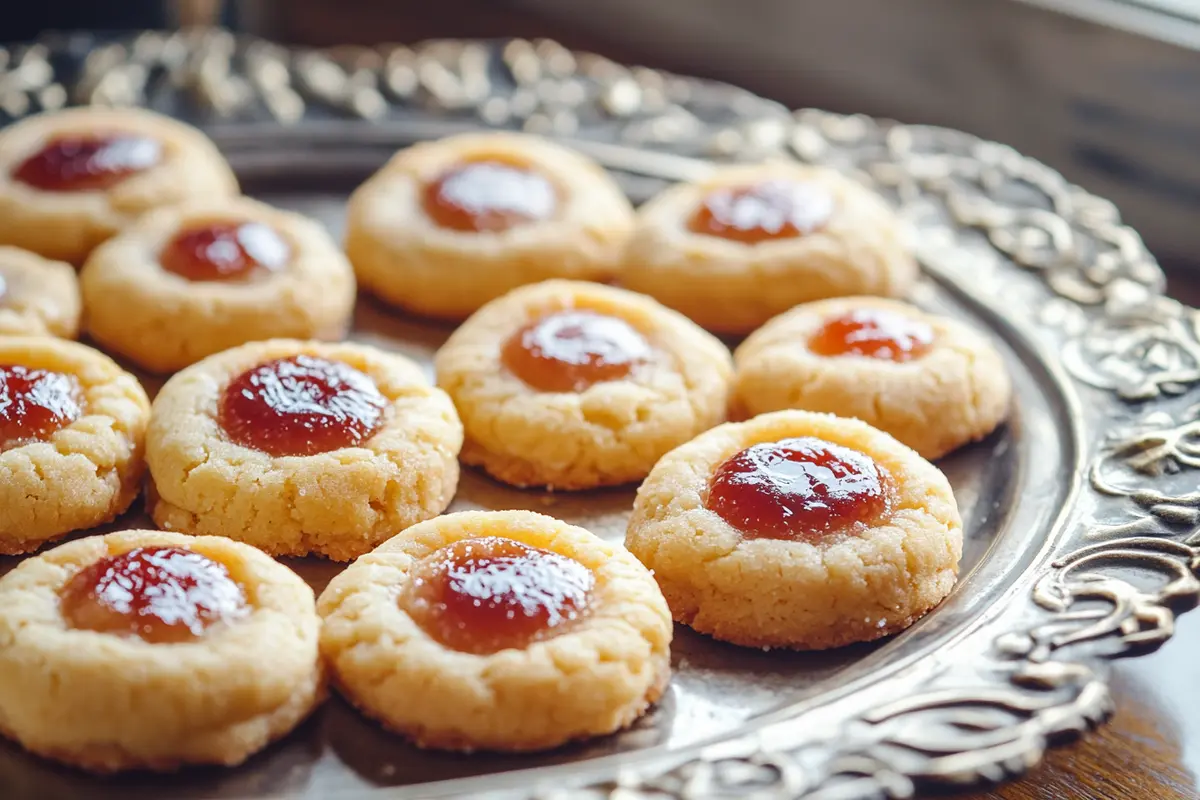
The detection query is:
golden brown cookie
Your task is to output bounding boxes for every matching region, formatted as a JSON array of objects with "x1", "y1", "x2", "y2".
[
  {"x1": 0, "y1": 529, "x2": 323, "y2": 772},
  {"x1": 0, "y1": 337, "x2": 150, "y2": 555},
  {"x1": 318, "y1": 510, "x2": 672, "y2": 752},
  {"x1": 733, "y1": 297, "x2": 1011, "y2": 458},
  {"x1": 0, "y1": 107, "x2": 238, "y2": 264},
  {"x1": 625, "y1": 410, "x2": 962, "y2": 650},
  {"x1": 345, "y1": 132, "x2": 634, "y2": 319},
  {"x1": 434, "y1": 280, "x2": 732, "y2": 489},
  {"x1": 80, "y1": 197, "x2": 356, "y2": 374},
  {"x1": 620, "y1": 162, "x2": 917, "y2": 334},
  {"x1": 0, "y1": 246, "x2": 80, "y2": 338},
  {"x1": 146, "y1": 339, "x2": 463, "y2": 561}
]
